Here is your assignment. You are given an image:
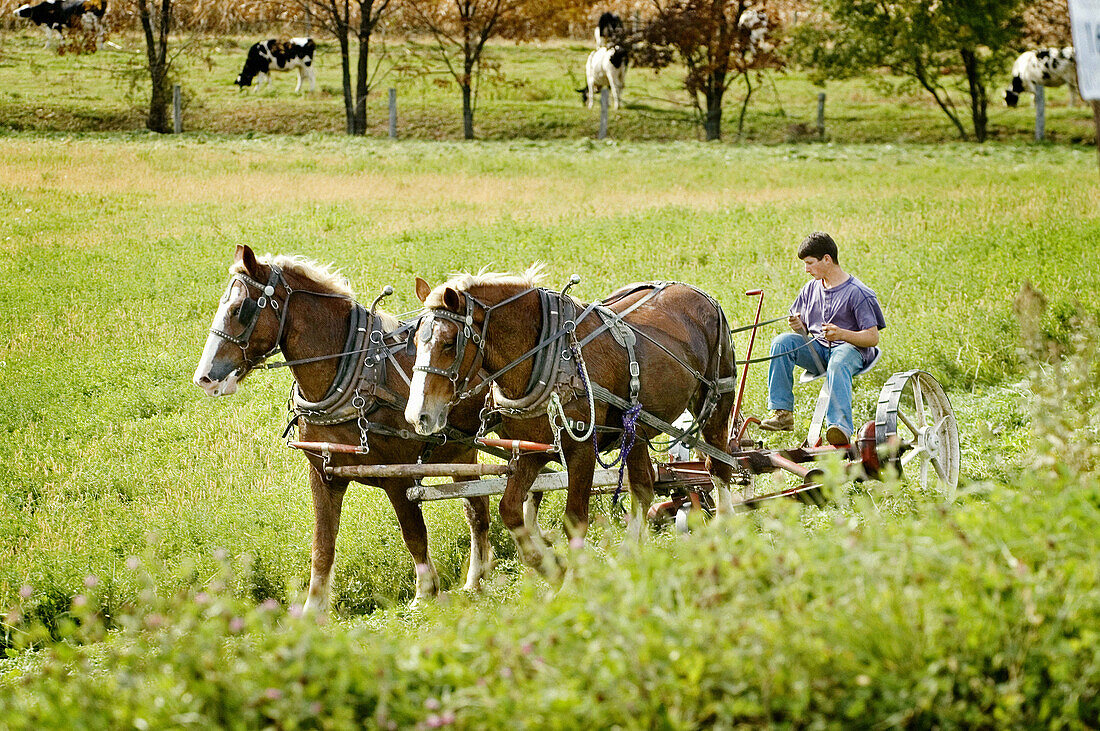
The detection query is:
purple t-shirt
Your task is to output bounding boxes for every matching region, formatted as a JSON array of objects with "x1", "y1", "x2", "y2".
[{"x1": 791, "y1": 275, "x2": 886, "y2": 365}]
